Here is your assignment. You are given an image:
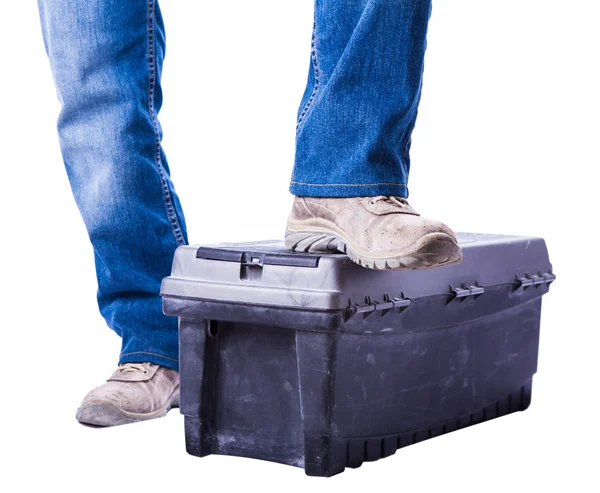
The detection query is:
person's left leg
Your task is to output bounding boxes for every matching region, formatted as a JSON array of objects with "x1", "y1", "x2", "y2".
[{"x1": 287, "y1": 0, "x2": 462, "y2": 270}]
